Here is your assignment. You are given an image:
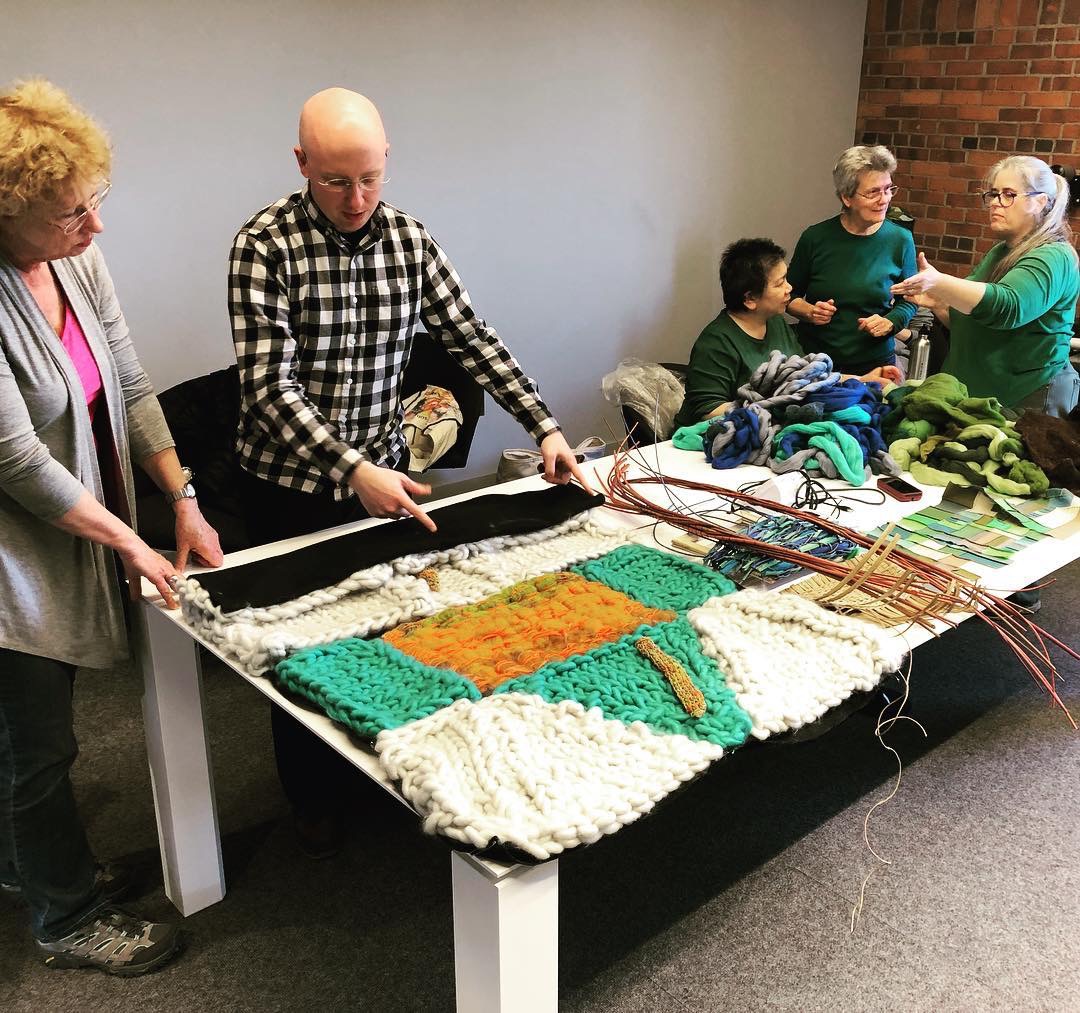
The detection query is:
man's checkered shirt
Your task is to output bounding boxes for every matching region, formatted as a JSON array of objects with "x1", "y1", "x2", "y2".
[{"x1": 229, "y1": 189, "x2": 558, "y2": 498}]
